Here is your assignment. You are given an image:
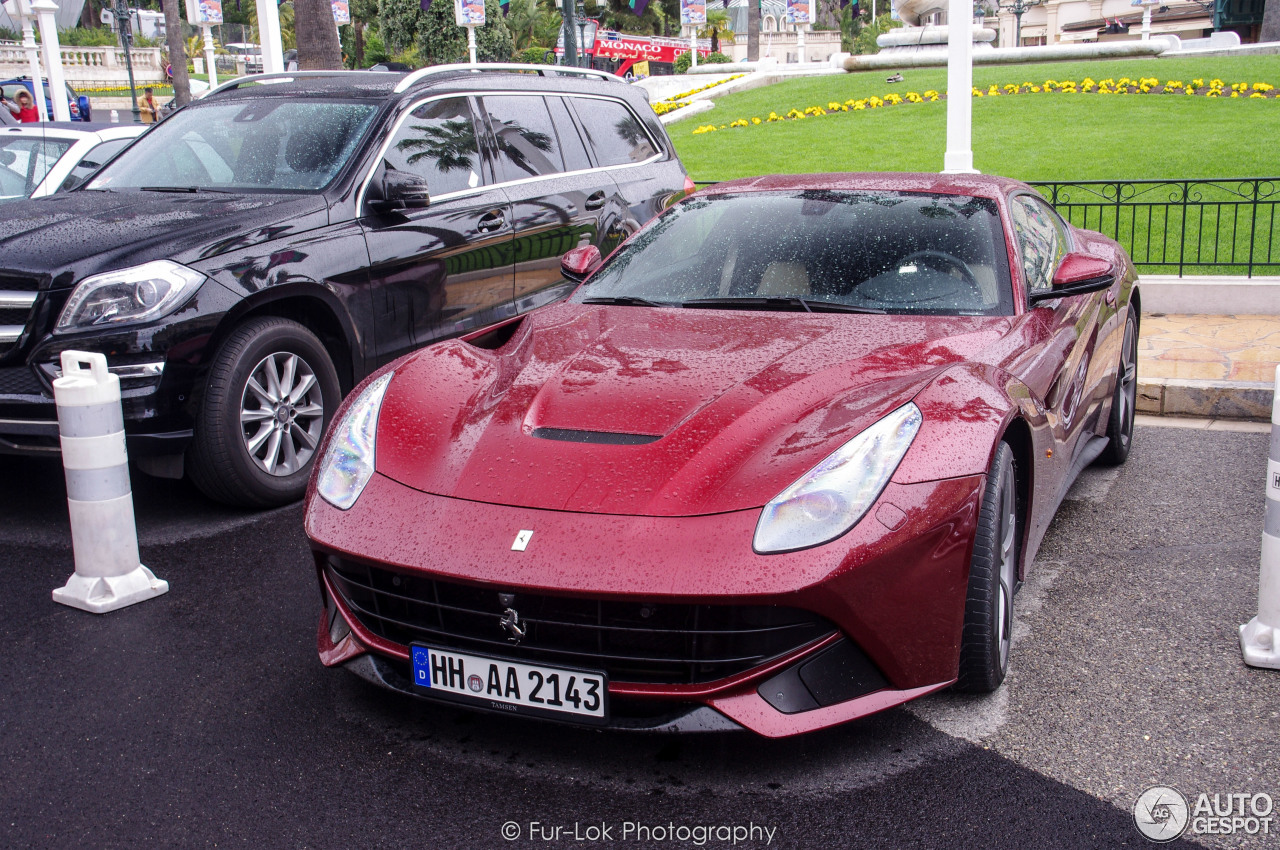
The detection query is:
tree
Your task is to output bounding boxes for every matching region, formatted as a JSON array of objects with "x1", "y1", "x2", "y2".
[
  {"x1": 417, "y1": 0, "x2": 513, "y2": 64},
  {"x1": 350, "y1": 0, "x2": 380, "y2": 67},
  {"x1": 1263, "y1": 0, "x2": 1280, "y2": 43},
  {"x1": 747, "y1": 0, "x2": 759, "y2": 60},
  {"x1": 853, "y1": 11, "x2": 899, "y2": 54},
  {"x1": 161, "y1": 0, "x2": 191, "y2": 107},
  {"x1": 379, "y1": 0, "x2": 426, "y2": 55},
  {"x1": 296, "y1": 0, "x2": 345, "y2": 68},
  {"x1": 697, "y1": 6, "x2": 734, "y2": 53}
]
